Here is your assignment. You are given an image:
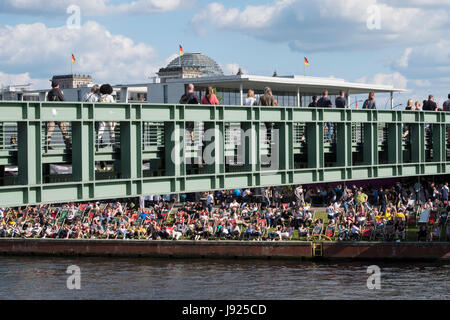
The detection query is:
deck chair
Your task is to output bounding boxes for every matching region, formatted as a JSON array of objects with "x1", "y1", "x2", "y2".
[
  {"x1": 58, "y1": 210, "x2": 69, "y2": 223},
  {"x1": 418, "y1": 209, "x2": 430, "y2": 224},
  {"x1": 373, "y1": 224, "x2": 385, "y2": 241},
  {"x1": 309, "y1": 223, "x2": 323, "y2": 241},
  {"x1": 361, "y1": 221, "x2": 375, "y2": 241},
  {"x1": 438, "y1": 210, "x2": 448, "y2": 226},
  {"x1": 384, "y1": 223, "x2": 395, "y2": 241},
  {"x1": 429, "y1": 210, "x2": 438, "y2": 224},
  {"x1": 323, "y1": 224, "x2": 336, "y2": 241}
]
